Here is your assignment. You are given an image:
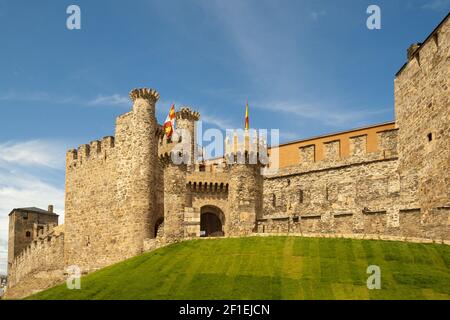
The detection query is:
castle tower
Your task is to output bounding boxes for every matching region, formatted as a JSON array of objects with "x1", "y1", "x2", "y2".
[
  {"x1": 175, "y1": 107, "x2": 200, "y2": 170},
  {"x1": 7, "y1": 207, "x2": 58, "y2": 276},
  {"x1": 159, "y1": 151, "x2": 188, "y2": 242},
  {"x1": 129, "y1": 88, "x2": 160, "y2": 251},
  {"x1": 226, "y1": 131, "x2": 265, "y2": 236}
]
